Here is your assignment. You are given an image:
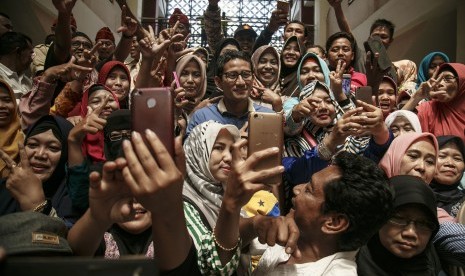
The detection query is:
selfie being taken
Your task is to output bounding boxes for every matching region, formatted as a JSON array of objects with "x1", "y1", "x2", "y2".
[{"x1": 0, "y1": 0, "x2": 464, "y2": 275}]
